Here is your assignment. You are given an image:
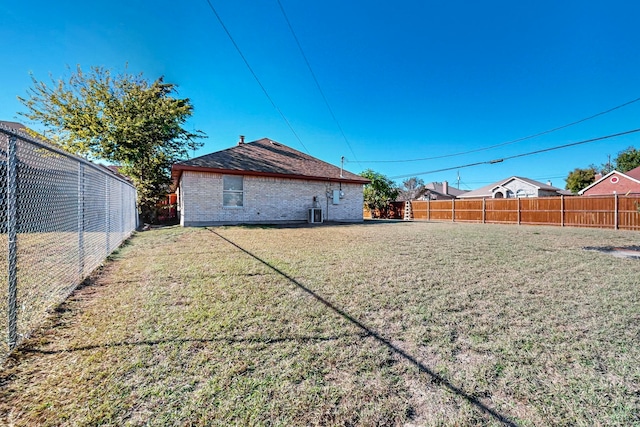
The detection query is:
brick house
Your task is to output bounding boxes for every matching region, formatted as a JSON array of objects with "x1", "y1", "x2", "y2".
[
  {"x1": 579, "y1": 166, "x2": 640, "y2": 196},
  {"x1": 171, "y1": 137, "x2": 370, "y2": 226}
]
